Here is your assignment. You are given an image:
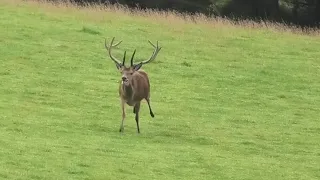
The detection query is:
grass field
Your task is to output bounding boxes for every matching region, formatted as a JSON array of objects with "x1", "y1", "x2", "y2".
[{"x1": 1, "y1": 0, "x2": 320, "y2": 179}]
